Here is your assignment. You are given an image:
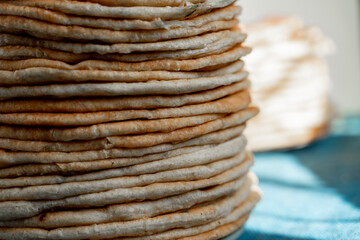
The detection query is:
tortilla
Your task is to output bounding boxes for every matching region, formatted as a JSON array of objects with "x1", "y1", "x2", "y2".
[
  {"x1": 0, "y1": 90, "x2": 250, "y2": 126},
  {"x1": 0, "y1": 138, "x2": 247, "y2": 190},
  {"x1": 0, "y1": 124, "x2": 245, "y2": 177},
  {"x1": 0, "y1": 184, "x2": 251, "y2": 239},
  {"x1": 123, "y1": 174, "x2": 260, "y2": 239},
  {"x1": 0, "y1": 111, "x2": 248, "y2": 151},
  {"x1": 0, "y1": 30, "x2": 244, "y2": 55},
  {"x1": 0, "y1": 153, "x2": 248, "y2": 199},
  {"x1": 0, "y1": 4, "x2": 240, "y2": 31},
  {"x1": 0, "y1": 34, "x2": 244, "y2": 64},
  {"x1": 56, "y1": 0, "x2": 206, "y2": 7},
  {"x1": 0, "y1": 175, "x2": 249, "y2": 228},
  {"x1": 0, "y1": 159, "x2": 253, "y2": 221},
  {"x1": 0, "y1": 45, "x2": 250, "y2": 71},
  {"x1": 0, "y1": 60, "x2": 244, "y2": 87},
  {"x1": 0, "y1": 108, "x2": 258, "y2": 168},
  {"x1": 4, "y1": 0, "x2": 235, "y2": 20},
  {"x1": 0, "y1": 127, "x2": 248, "y2": 171},
  {"x1": 0, "y1": 71, "x2": 248, "y2": 101},
  {"x1": 0, "y1": 15, "x2": 238, "y2": 43},
  {"x1": 0, "y1": 114, "x2": 225, "y2": 142},
  {"x1": 0, "y1": 80, "x2": 250, "y2": 113}
]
